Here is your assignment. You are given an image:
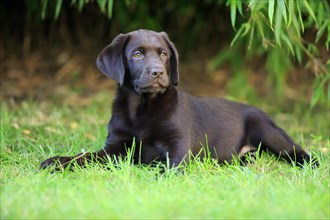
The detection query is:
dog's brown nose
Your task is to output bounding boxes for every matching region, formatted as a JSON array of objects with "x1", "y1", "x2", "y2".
[{"x1": 149, "y1": 67, "x2": 165, "y2": 78}]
